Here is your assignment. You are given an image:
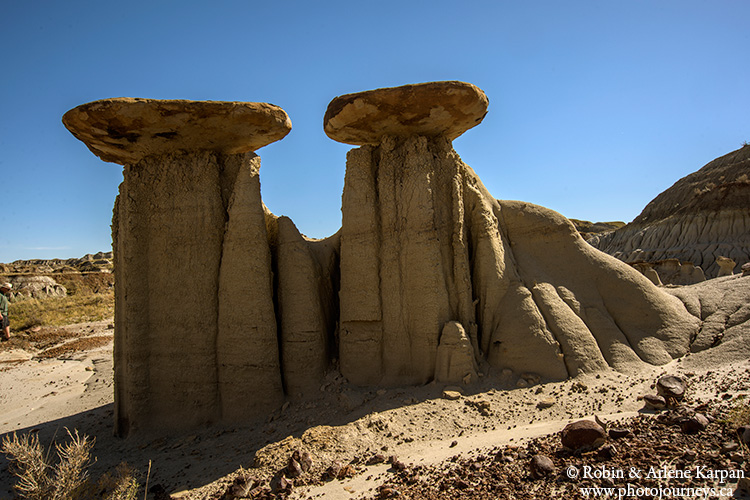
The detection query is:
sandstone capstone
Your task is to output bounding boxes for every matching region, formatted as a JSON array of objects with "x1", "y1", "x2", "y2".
[
  {"x1": 324, "y1": 81, "x2": 488, "y2": 145},
  {"x1": 63, "y1": 98, "x2": 292, "y2": 165}
]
